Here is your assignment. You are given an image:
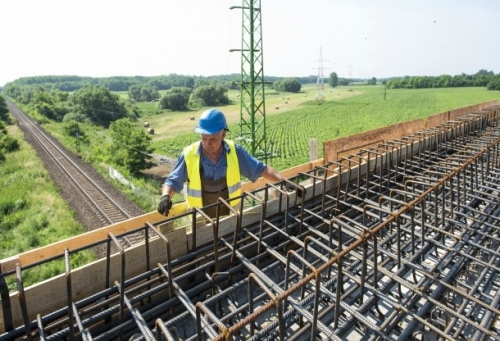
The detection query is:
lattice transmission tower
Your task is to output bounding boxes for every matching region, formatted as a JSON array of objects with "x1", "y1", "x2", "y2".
[
  {"x1": 230, "y1": 0, "x2": 272, "y2": 162},
  {"x1": 315, "y1": 47, "x2": 328, "y2": 102}
]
